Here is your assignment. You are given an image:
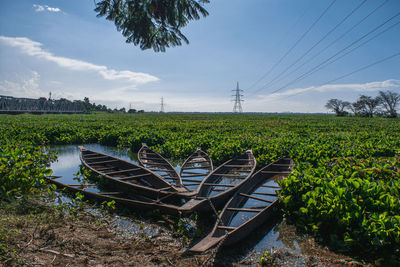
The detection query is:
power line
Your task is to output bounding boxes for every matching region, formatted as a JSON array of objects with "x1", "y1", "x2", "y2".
[
  {"x1": 280, "y1": 51, "x2": 400, "y2": 100},
  {"x1": 246, "y1": 0, "x2": 337, "y2": 92},
  {"x1": 267, "y1": 0, "x2": 390, "y2": 91},
  {"x1": 315, "y1": 19, "x2": 400, "y2": 76},
  {"x1": 245, "y1": 0, "x2": 314, "y2": 91},
  {"x1": 253, "y1": 0, "x2": 367, "y2": 95},
  {"x1": 268, "y1": 10, "x2": 400, "y2": 96}
]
